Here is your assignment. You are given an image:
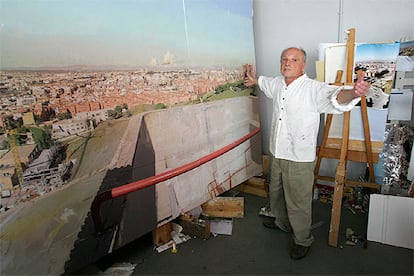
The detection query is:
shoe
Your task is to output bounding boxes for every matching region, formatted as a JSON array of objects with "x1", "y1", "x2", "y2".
[
  {"x1": 262, "y1": 219, "x2": 277, "y2": 229},
  {"x1": 262, "y1": 218, "x2": 292, "y2": 233},
  {"x1": 290, "y1": 244, "x2": 310, "y2": 260}
]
